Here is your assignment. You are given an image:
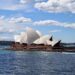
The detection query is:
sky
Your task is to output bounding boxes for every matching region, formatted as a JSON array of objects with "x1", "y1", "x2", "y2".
[{"x1": 0, "y1": 0, "x2": 75, "y2": 43}]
